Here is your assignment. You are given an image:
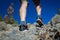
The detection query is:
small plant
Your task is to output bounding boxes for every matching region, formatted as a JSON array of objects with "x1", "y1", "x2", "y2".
[
  {"x1": 13, "y1": 21, "x2": 18, "y2": 26},
  {"x1": 58, "y1": 8, "x2": 60, "y2": 15},
  {"x1": 14, "y1": 21, "x2": 18, "y2": 24},
  {"x1": 9, "y1": 16, "x2": 14, "y2": 24},
  {"x1": 7, "y1": 2, "x2": 14, "y2": 24},
  {"x1": 0, "y1": 16, "x2": 3, "y2": 21},
  {"x1": 4, "y1": 15, "x2": 10, "y2": 24}
]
